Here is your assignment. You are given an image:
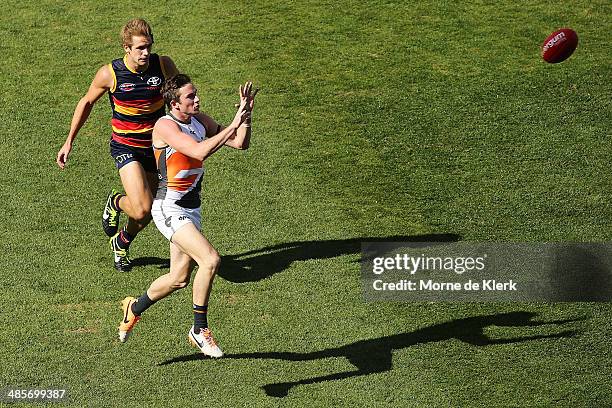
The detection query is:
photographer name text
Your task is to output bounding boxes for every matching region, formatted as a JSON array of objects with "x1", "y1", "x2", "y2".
[{"x1": 372, "y1": 279, "x2": 517, "y2": 292}]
